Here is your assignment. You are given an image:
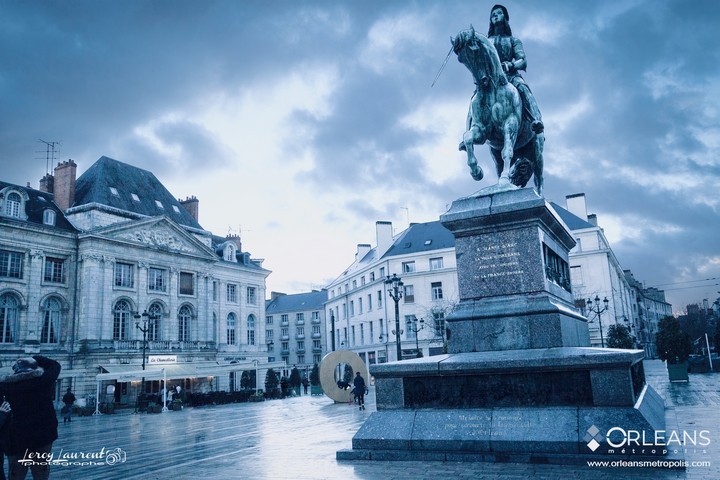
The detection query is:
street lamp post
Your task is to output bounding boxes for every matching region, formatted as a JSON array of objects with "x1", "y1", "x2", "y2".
[
  {"x1": 587, "y1": 295, "x2": 609, "y2": 348},
  {"x1": 406, "y1": 316, "x2": 425, "y2": 357},
  {"x1": 385, "y1": 274, "x2": 404, "y2": 361},
  {"x1": 135, "y1": 310, "x2": 159, "y2": 394}
]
